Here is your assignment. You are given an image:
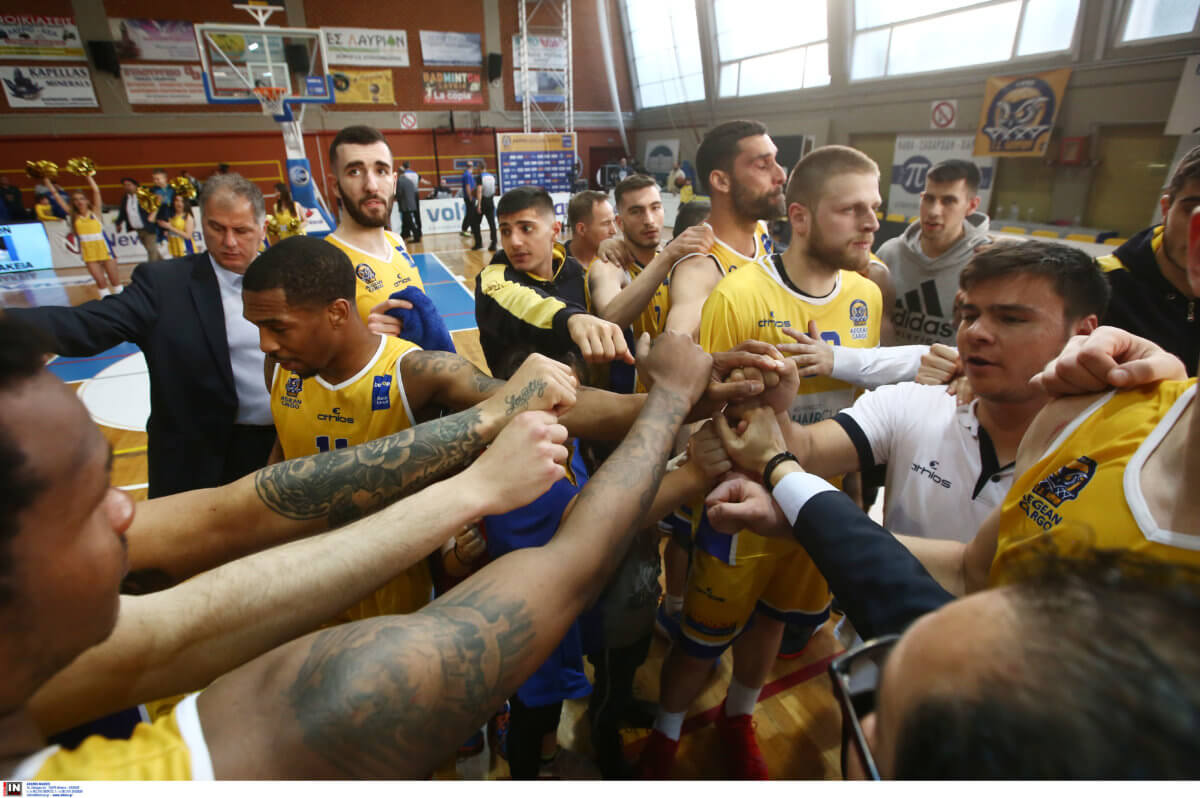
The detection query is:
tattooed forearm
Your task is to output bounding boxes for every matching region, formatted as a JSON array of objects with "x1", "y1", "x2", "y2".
[
  {"x1": 503, "y1": 377, "x2": 546, "y2": 415},
  {"x1": 287, "y1": 581, "x2": 534, "y2": 778},
  {"x1": 254, "y1": 406, "x2": 488, "y2": 527}
]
